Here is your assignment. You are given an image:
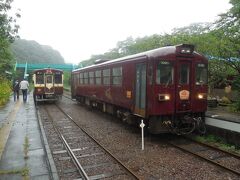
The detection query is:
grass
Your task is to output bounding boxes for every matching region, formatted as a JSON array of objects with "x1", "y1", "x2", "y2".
[
  {"x1": 194, "y1": 134, "x2": 240, "y2": 154},
  {"x1": 0, "y1": 167, "x2": 29, "y2": 178},
  {"x1": 0, "y1": 77, "x2": 11, "y2": 106}
]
